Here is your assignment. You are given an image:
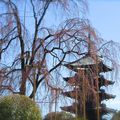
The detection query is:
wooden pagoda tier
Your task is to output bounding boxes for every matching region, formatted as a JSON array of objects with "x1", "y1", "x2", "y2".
[
  {"x1": 61, "y1": 103, "x2": 116, "y2": 119},
  {"x1": 62, "y1": 90, "x2": 116, "y2": 101},
  {"x1": 63, "y1": 74, "x2": 115, "y2": 88},
  {"x1": 61, "y1": 105, "x2": 116, "y2": 115},
  {"x1": 64, "y1": 56, "x2": 113, "y2": 73},
  {"x1": 96, "y1": 75, "x2": 115, "y2": 87}
]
